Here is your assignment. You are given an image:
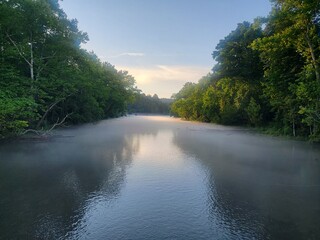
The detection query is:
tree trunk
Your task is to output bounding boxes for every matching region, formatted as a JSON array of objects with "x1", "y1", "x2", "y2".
[
  {"x1": 292, "y1": 118, "x2": 296, "y2": 137},
  {"x1": 306, "y1": 38, "x2": 320, "y2": 82},
  {"x1": 305, "y1": 25, "x2": 320, "y2": 135},
  {"x1": 36, "y1": 93, "x2": 73, "y2": 129},
  {"x1": 305, "y1": 25, "x2": 320, "y2": 83},
  {"x1": 6, "y1": 32, "x2": 35, "y2": 86},
  {"x1": 30, "y1": 41, "x2": 34, "y2": 81}
]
